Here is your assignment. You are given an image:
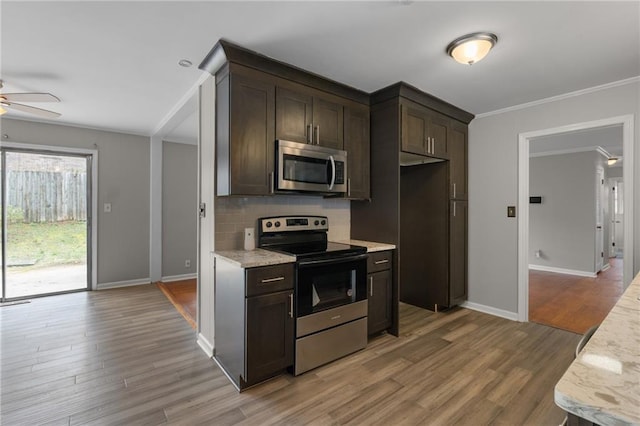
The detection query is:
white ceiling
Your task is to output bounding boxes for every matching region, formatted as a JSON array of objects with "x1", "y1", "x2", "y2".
[
  {"x1": 530, "y1": 125, "x2": 624, "y2": 166},
  {"x1": 2, "y1": 1, "x2": 639, "y2": 141}
]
